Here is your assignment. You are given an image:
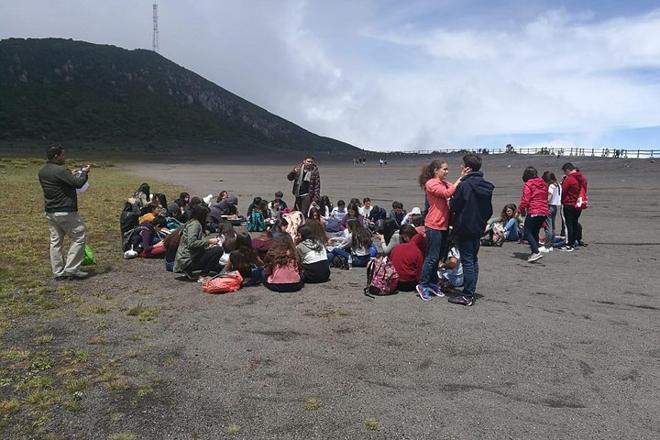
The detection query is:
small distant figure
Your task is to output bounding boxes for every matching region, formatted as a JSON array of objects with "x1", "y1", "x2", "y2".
[
  {"x1": 287, "y1": 156, "x2": 320, "y2": 218},
  {"x1": 379, "y1": 158, "x2": 384, "y2": 167}
]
